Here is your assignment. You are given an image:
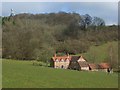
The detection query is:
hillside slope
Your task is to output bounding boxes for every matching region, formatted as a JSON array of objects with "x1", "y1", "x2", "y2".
[{"x1": 82, "y1": 41, "x2": 118, "y2": 68}]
